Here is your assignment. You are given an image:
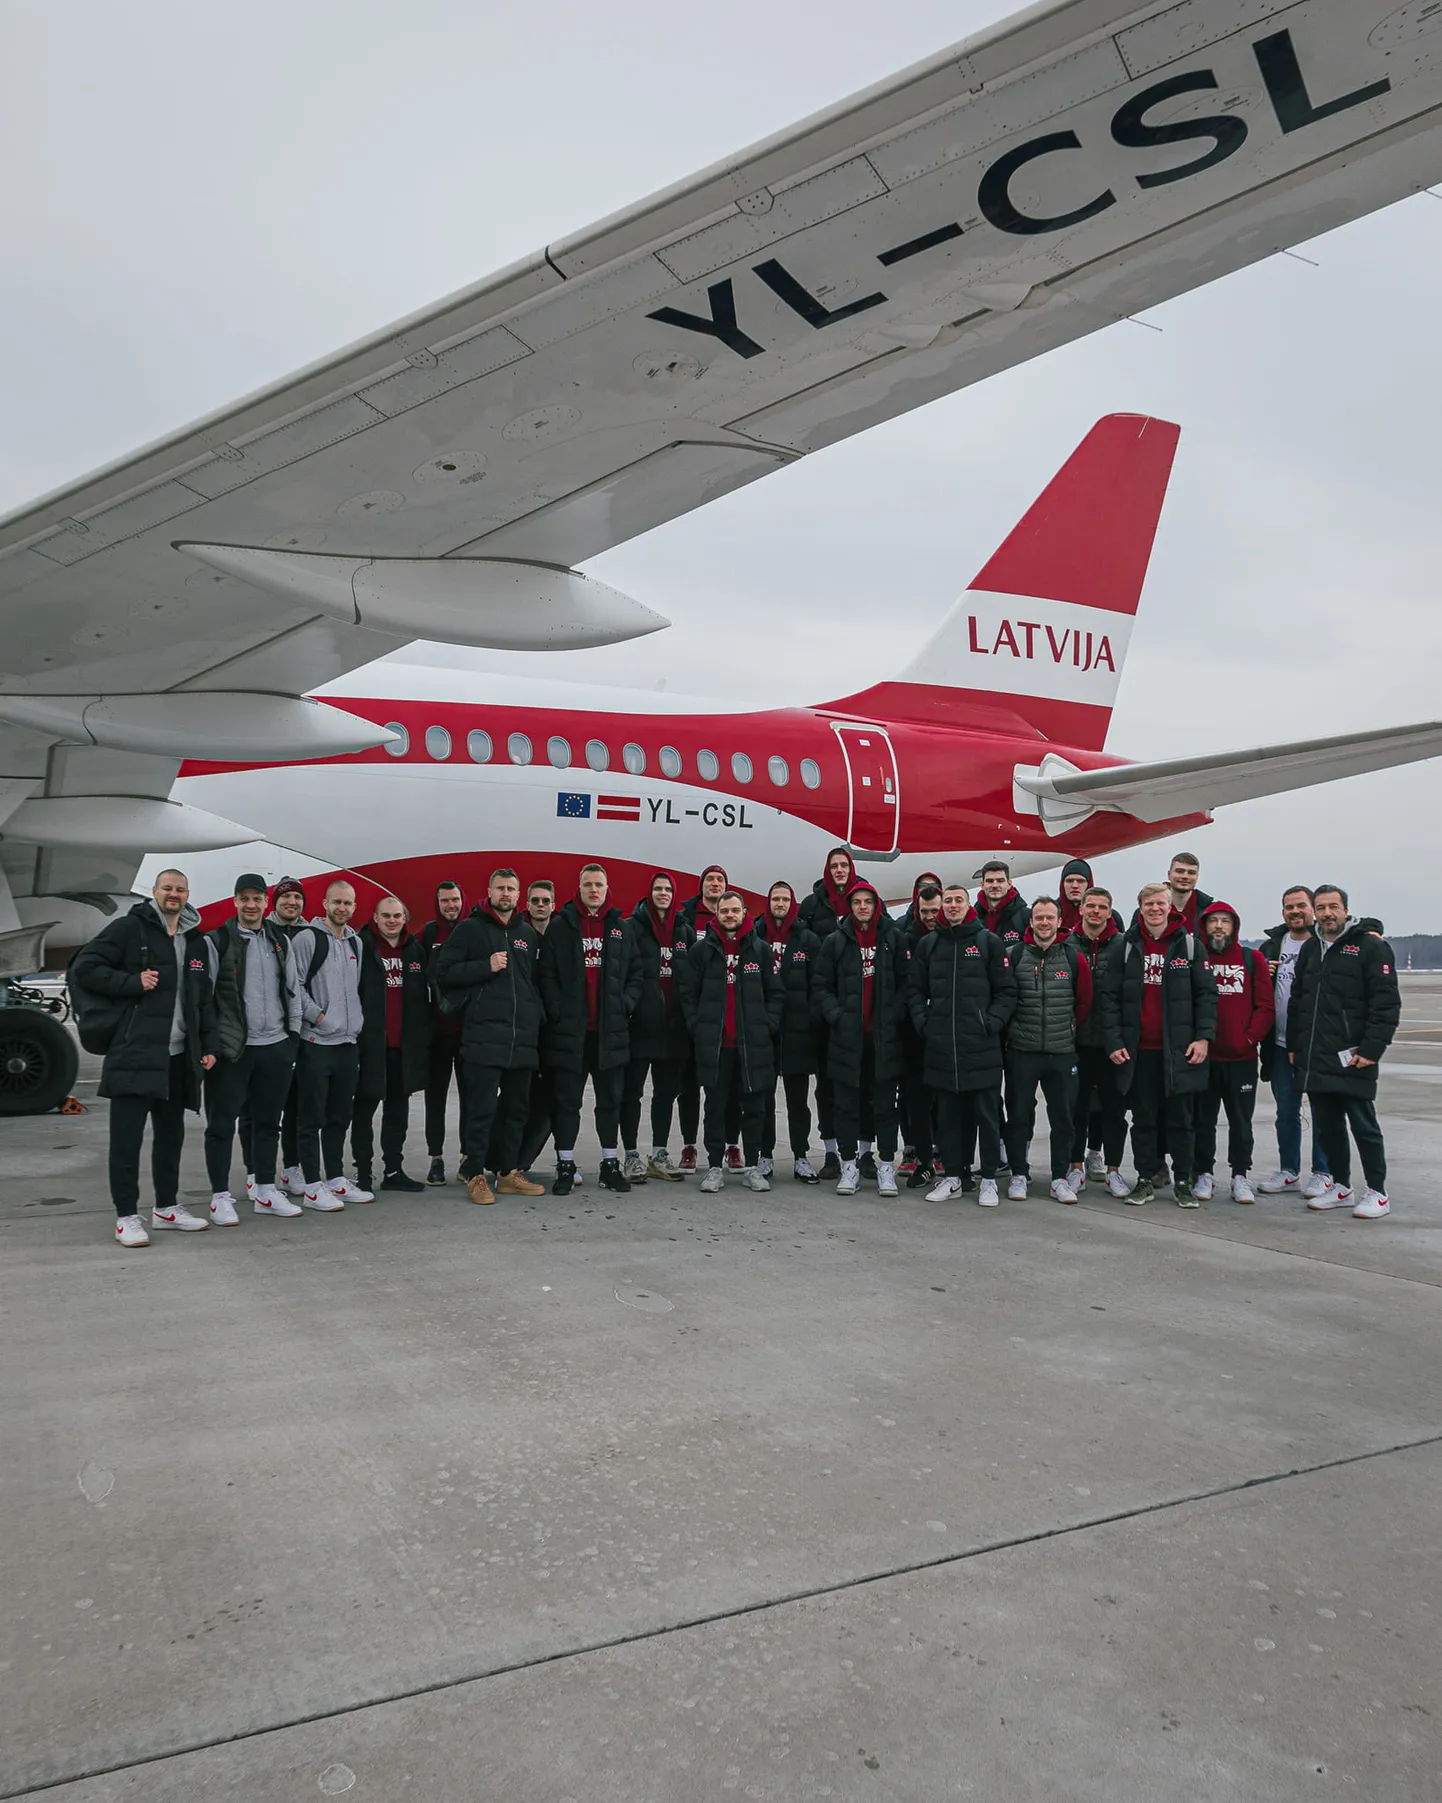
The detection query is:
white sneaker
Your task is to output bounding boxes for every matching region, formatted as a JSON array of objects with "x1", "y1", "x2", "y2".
[
  {"x1": 1105, "y1": 1170, "x2": 1132, "y2": 1199},
  {"x1": 152, "y1": 1203, "x2": 208, "y2": 1232},
  {"x1": 977, "y1": 1178, "x2": 1000, "y2": 1208},
  {"x1": 877, "y1": 1162, "x2": 899, "y2": 1197},
  {"x1": 1231, "y1": 1175, "x2": 1256, "y2": 1205},
  {"x1": 328, "y1": 1176, "x2": 373, "y2": 1203},
  {"x1": 742, "y1": 1167, "x2": 771, "y2": 1192},
  {"x1": 1193, "y1": 1172, "x2": 1215, "y2": 1201},
  {"x1": 1007, "y1": 1173, "x2": 1028, "y2": 1201},
  {"x1": 1085, "y1": 1149, "x2": 1107, "y2": 1180},
  {"x1": 793, "y1": 1156, "x2": 817, "y2": 1182},
  {"x1": 1301, "y1": 1171, "x2": 1335, "y2": 1199},
  {"x1": 1351, "y1": 1188, "x2": 1390, "y2": 1219},
  {"x1": 209, "y1": 1192, "x2": 240, "y2": 1226},
  {"x1": 115, "y1": 1213, "x2": 149, "y2": 1247},
  {"x1": 1050, "y1": 1178, "x2": 1078, "y2": 1204},
  {"x1": 836, "y1": 1160, "x2": 860, "y2": 1195},
  {"x1": 1065, "y1": 1165, "x2": 1086, "y2": 1192},
  {"x1": 283, "y1": 1165, "x2": 306, "y2": 1196},
  {"x1": 1306, "y1": 1182, "x2": 1353, "y2": 1211},
  {"x1": 757, "y1": 1155, "x2": 774, "y2": 1178},
  {"x1": 699, "y1": 1165, "x2": 725, "y2": 1194},
  {"x1": 302, "y1": 1184, "x2": 345, "y2": 1212},
  {"x1": 622, "y1": 1151, "x2": 647, "y2": 1182},
  {"x1": 927, "y1": 1175, "x2": 963, "y2": 1201},
  {"x1": 244, "y1": 1173, "x2": 258, "y2": 1201},
  {"x1": 253, "y1": 1185, "x2": 303, "y2": 1217},
  {"x1": 1257, "y1": 1170, "x2": 1299, "y2": 1194}
]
